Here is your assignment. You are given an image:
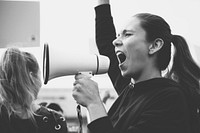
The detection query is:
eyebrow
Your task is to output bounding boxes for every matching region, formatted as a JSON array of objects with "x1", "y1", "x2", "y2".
[{"x1": 117, "y1": 29, "x2": 135, "y2": 36}]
